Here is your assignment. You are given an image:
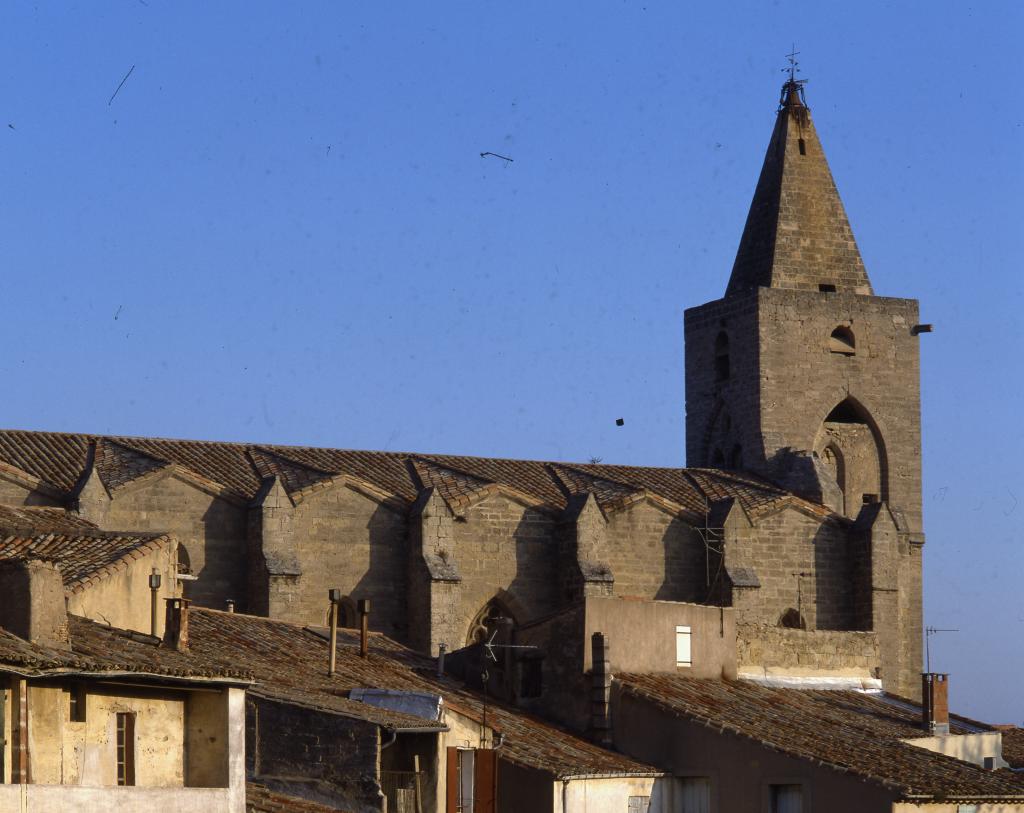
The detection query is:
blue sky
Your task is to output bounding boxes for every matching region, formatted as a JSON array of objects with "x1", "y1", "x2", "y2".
[{"x1": 1, "y1": 2, "x2": 1021, "y2": 720}]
